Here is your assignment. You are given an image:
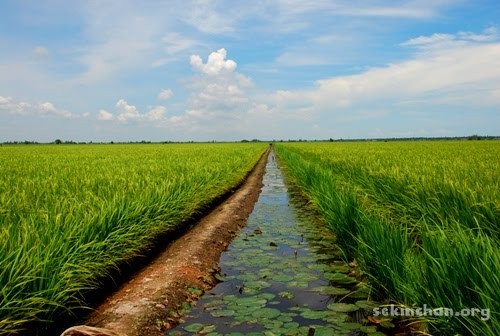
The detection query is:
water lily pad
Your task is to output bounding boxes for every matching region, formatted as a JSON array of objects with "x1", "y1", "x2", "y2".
[
  {"x1": 356, "y1": 300, "x2": 379, "y2": 310},
  {"x1": 380, "y1": 321, "x2": 396, "y2": 328},
  {"x1": 314, "y1": 286, "x2": 351, "y2": 296},
  {"x1": 300, "y1": 309, "x2": 329, "y2": 320},
  {"x1": 252, "y1": 307, "x2": 281, "y2": 319},
  {"x1": 360, "y1": 326, "x2": 378, "y2": 333},
  {"x1": 295, "y1": 272, "x2": 318, "y2": 282},
  {"x1": 283, "y1": 321, "x2": 300, "y2": 329},
  {"x1": 256, "y1": 292, "x2": 276, "y2": 300},
  {"x1": 263, "y1": 320, "x2": 284, "y2": 330},
  {"x1": 278, "y1": 315, "x2": 294, "y2": 323},
  {"x1": 222, "y1": 294, "x2": 238, "y2": 303},
  {"x1": 327, "y1": 302, "x2": 360, "y2": 313},
  {"x1": 264, "y1": 331, "x2": 279, "y2": 336},
  {"x1": 210, "y1": 309, "x2": 235, "y2": 317},
  {"x1": 272, "y1": 273, "x2": 295, "y2": 282},
  {"x1": 338, "y1": 322, "x2": 363, "y2": 330},
  {"x1": 325, "y1": 312, "x2": 348, "y2": 324},
  {"x1": 325, "y1": 272, "x2": 358, "y2": 285},
  {"x1": 246, "y1": 280, "x2": 272, "y2": 290},
  {"x1": 166, "y1": 332, "x2": 182, "y2": 336},
  {"x1": 327, "y1": 264, "x2": 351, "y2": 273},
  {"x1": 236, "y1": 296, "x2": 267, "y2": 307},
  {"x1": 203, "y1": 299, "x2": 224, "y2": 309},
  {"x1": 199, "y1": 324, "x2": 217, "y2": 333},
  {"x1": 309, "y1": 326, "x2": 337, "y2": 336},
  {"x1": 184, "y1": 323, "x2": 204, "y2": 332},
  {"x1": 278, "y1": 291, "x2": 295, "y2": 299},
  {"x1": 349, "y1": 284, "x2": 372, "y2": 298}
]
